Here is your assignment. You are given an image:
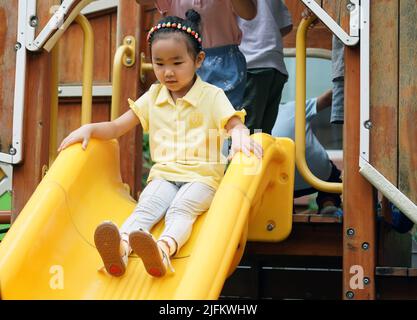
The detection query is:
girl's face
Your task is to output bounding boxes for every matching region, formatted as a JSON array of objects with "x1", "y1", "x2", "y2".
[{"x1": 151, "y1": 36, "x2": 205, "y2": 99}]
